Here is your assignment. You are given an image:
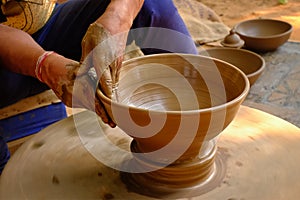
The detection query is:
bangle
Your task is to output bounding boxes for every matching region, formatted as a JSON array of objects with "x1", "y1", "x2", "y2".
[{"x1": 35, "y1": 51, "x2": 55, "y2": 82}]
